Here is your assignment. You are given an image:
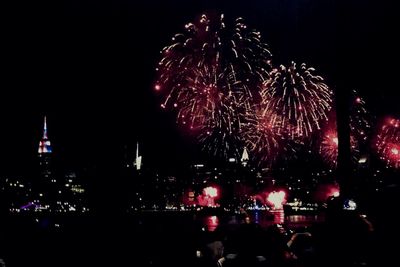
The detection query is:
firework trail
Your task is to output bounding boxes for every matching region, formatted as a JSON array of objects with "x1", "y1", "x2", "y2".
[
  {"x1": 320, "y1": 128, "x2": 359, "y2": 168},
  {"x1": 376, "y1": 117, "x2": 400, "y2": 168},
  {"x1": 349, "y1": 90, "x2": 372, "y2": 142},
  {"x1": 319, "y1": 91, "x2": 371, "y2": 167},
  {"x1": 240, "y1": 106, "x2": 285, "y2": 165},
  {"x1": 155, "y1": 13, "x2": 272, "y2": 157},
  {"x1": 261, "y1": 62, "x2": 333, "y2": 138}
]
